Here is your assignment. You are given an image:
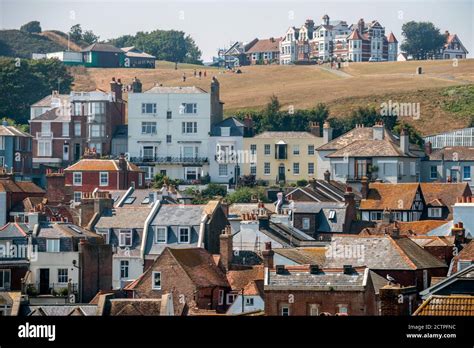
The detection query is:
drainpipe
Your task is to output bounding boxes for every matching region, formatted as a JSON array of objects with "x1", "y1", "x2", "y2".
[
  {"x1": 140, "y1": 200, "x2": 161, "y2": 261},
  {"x1": 197, "y1": 214, "x2": 209, "y2": 248}
]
